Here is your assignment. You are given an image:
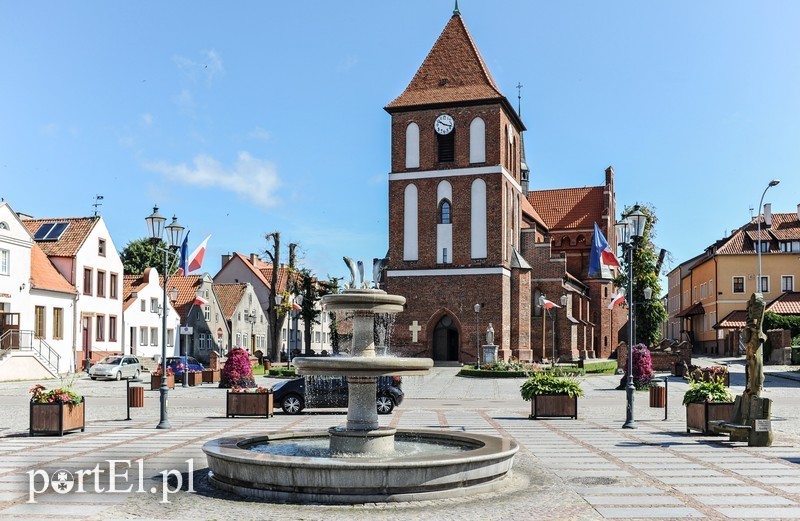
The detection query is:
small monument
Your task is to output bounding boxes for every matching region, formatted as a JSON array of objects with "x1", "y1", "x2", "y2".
[{"x1": 482, "y1": 323, "x2": 499, "y2": 365}]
